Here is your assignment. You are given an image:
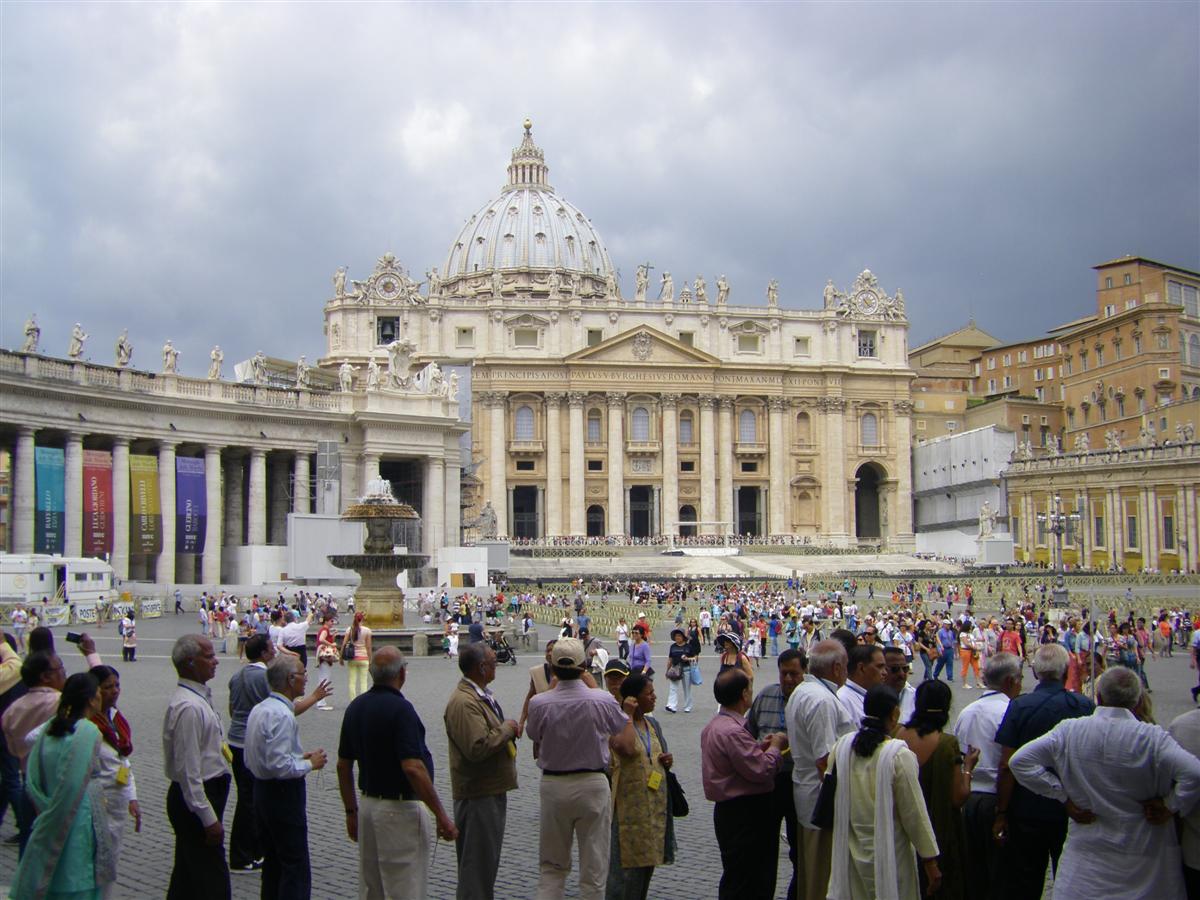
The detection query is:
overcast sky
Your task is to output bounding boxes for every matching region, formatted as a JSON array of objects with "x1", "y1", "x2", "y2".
[{"x1": 2, "y1": 1, "x2": 1197, "y2": 375}]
